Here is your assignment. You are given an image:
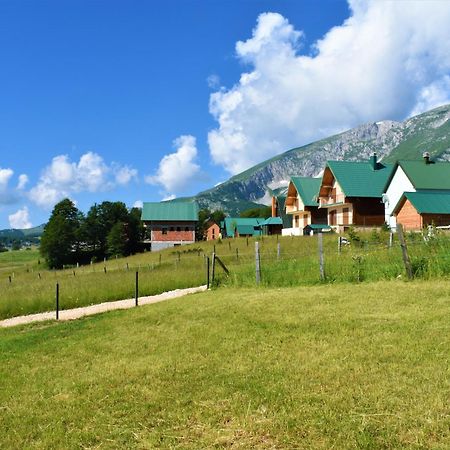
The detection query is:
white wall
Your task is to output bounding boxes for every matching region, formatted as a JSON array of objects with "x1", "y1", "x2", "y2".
[{"x1": 383, "y1": 166, "x2": 415, "y2": 229}]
